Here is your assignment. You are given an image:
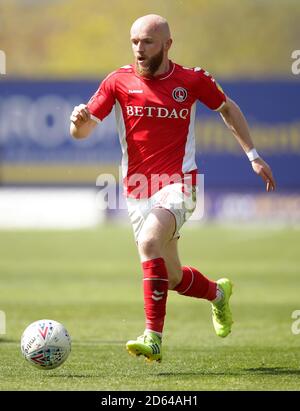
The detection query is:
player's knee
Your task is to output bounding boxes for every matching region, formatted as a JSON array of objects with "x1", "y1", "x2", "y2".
[{"x1": 138, "y1": 237, "x2": 161, "y2": 258}]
